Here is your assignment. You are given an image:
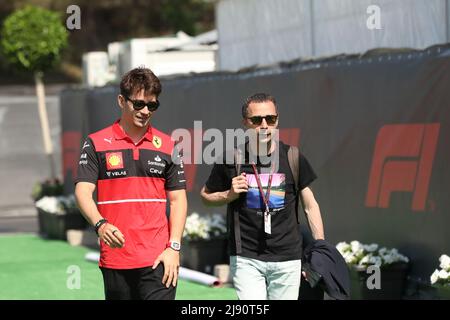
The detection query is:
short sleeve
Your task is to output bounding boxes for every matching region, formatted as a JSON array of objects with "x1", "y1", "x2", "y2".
[
  {"x1": 299, "y1": 153, "x2": 317, "y2": 190},
  {"x1": 164, "y1": 145, "x2": 187, "y2": 191},
  {"x1": 74, "y1": 137, "x2": 99, "y2": 185},
  {"x1": 205, "y1": 162, "x2": 231, "y2": 193}
]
